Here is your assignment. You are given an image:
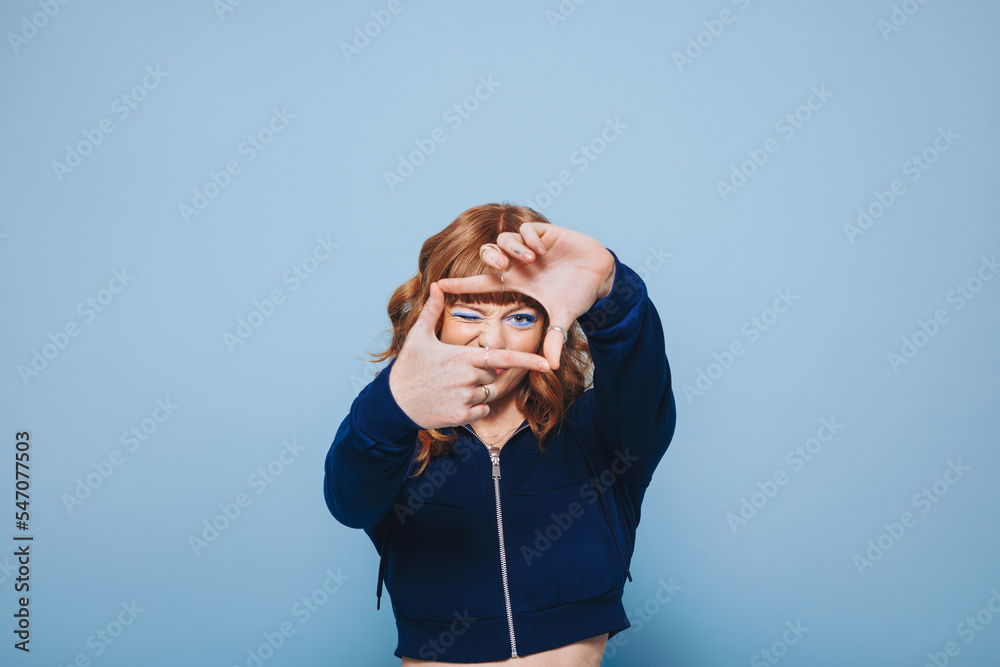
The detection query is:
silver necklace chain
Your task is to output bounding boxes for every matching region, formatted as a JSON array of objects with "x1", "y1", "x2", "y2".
[{"x1": 472, "y1": 422, "x2": 521, "y2": 446}]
